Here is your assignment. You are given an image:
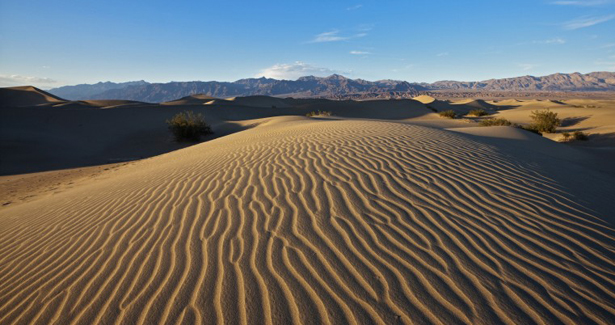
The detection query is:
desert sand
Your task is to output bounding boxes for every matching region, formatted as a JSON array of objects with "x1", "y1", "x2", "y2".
[{"x1": 1, "y1": 88, "x2": 614, "y2": 324}]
